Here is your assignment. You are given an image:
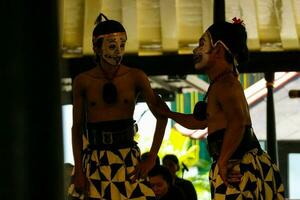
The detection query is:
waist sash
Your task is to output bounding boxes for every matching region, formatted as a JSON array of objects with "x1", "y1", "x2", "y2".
[
  {"x1": 207, "y1": 126, "x2": 262, "y2": 160},
  {"x1": 86, "y1": 119, "x2": 136, "y2": 150}
]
